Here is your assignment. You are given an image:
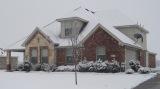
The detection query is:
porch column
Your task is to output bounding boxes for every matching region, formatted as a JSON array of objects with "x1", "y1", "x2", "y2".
[{"x1": 6, "y1": 50, "x2": 12, "y2": 71}]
